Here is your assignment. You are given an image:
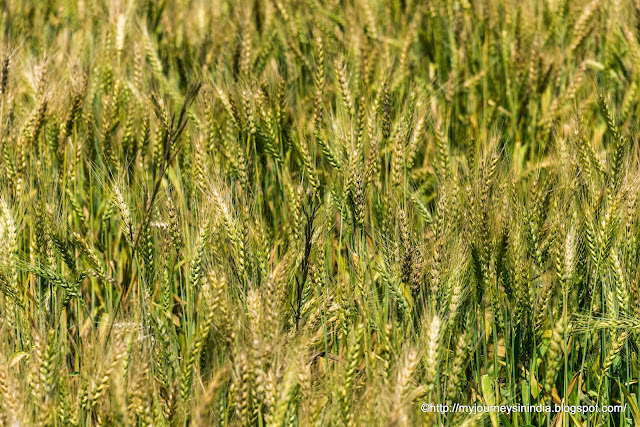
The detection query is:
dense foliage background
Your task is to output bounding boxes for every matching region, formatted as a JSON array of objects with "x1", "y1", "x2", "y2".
[{"x1": 0, "y1": 0, "x2": 639, "y2": 425}]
